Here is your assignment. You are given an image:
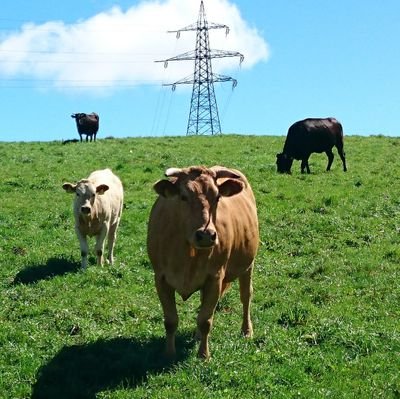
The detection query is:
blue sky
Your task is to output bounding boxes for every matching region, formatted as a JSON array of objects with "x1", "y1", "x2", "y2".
[{"x1": 0, "y1": 0, "x2": 399, "y2": 141}]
